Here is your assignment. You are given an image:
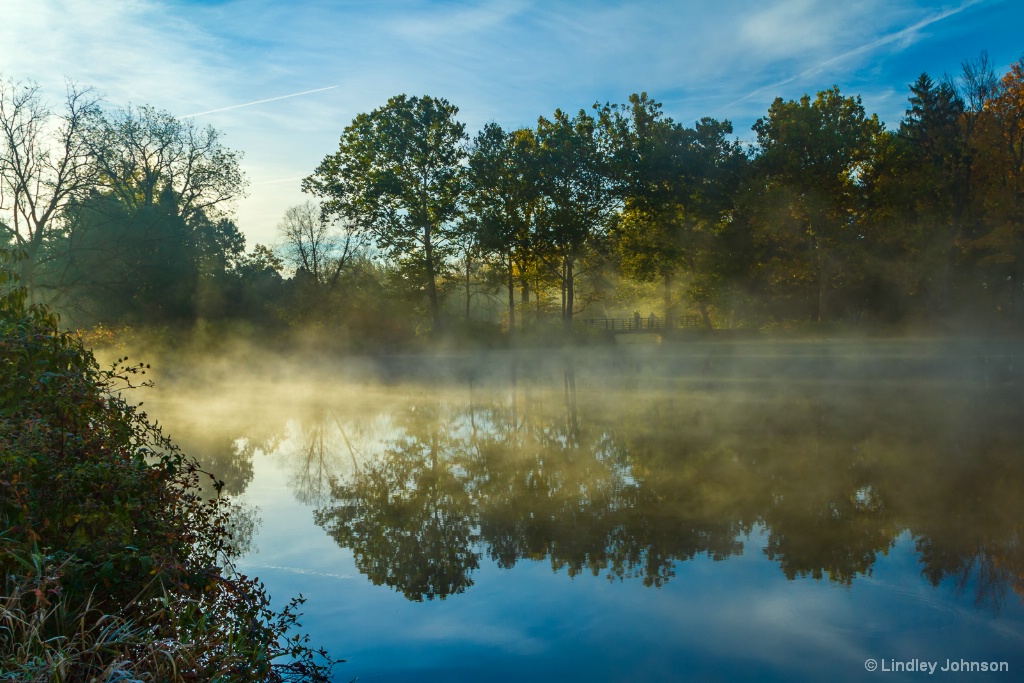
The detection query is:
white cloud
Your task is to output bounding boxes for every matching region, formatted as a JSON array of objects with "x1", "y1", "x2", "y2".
[{"x1": 0, "y1": 0, "x2": 229, "y2": 111}]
